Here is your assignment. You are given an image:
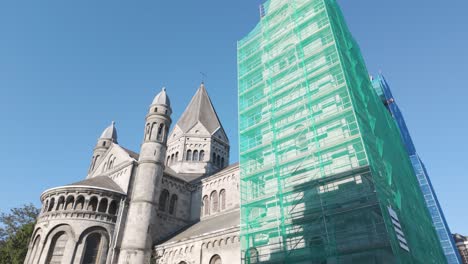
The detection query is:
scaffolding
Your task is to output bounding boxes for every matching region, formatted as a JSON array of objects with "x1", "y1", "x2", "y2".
[
  {"x1": 372, "y1": 75, "x2": 463, "y2": 264},
  {"x1": 237, "y1": 0, "x2": 447, "y2": 263}
]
